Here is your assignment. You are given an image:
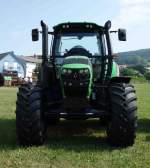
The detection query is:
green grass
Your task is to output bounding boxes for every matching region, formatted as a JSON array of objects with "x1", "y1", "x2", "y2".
[{"x1": 0, "y1": 85, "x2": 150, "y2": 168}]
